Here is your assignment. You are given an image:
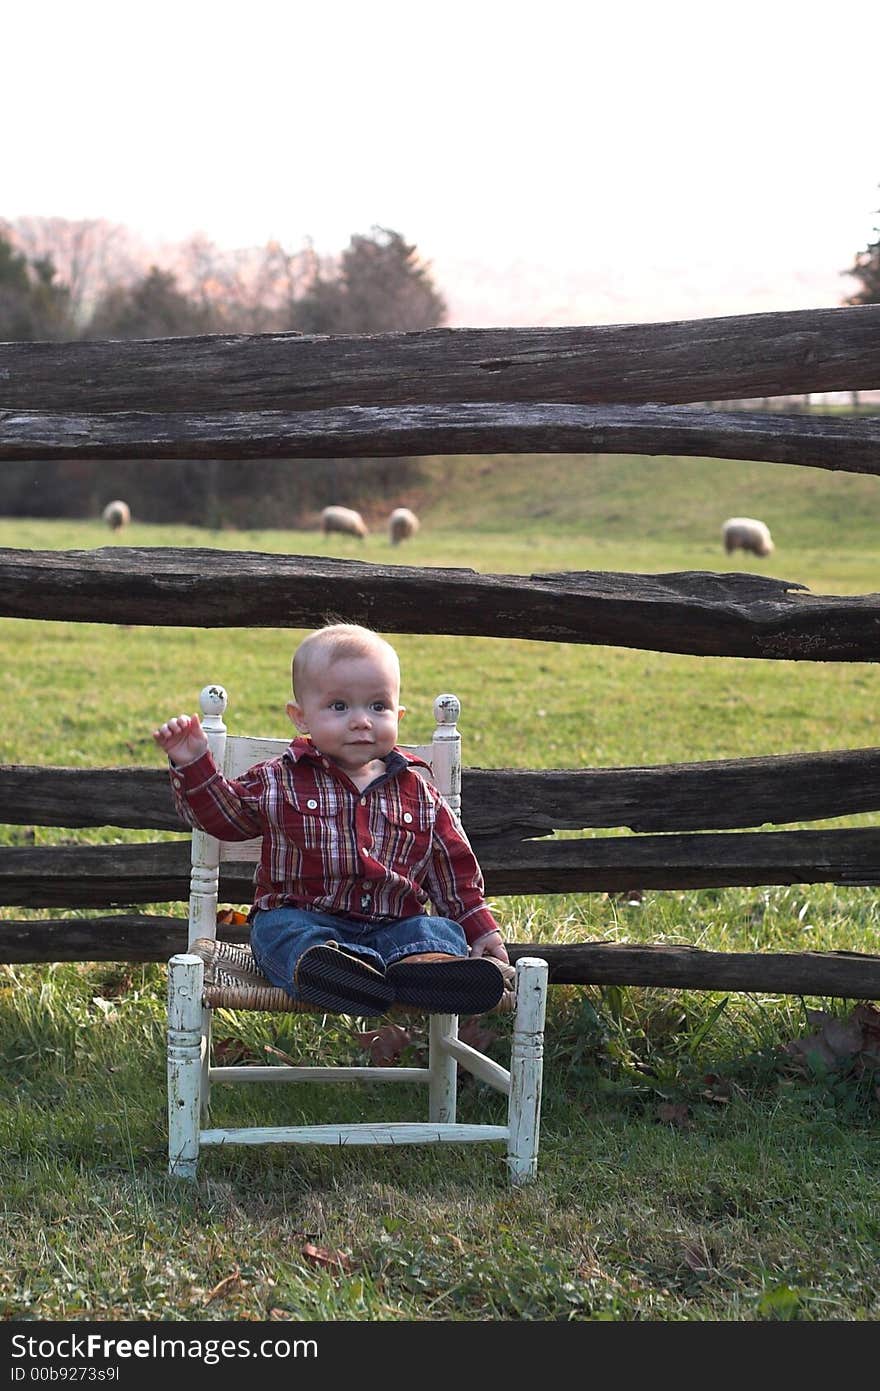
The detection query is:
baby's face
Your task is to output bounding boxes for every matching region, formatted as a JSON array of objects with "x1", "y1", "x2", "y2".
[{"x1": 286, "y1": 651, "x2": 403, "y2": 776}]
